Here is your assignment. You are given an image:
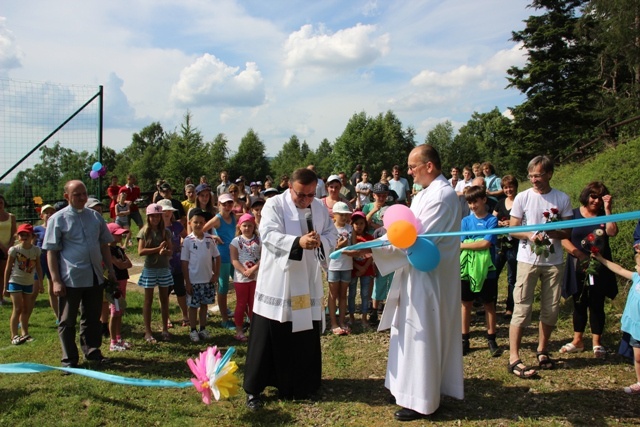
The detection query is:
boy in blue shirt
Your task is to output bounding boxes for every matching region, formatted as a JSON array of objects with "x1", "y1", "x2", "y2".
[{"x1": 460, "y1": 186, "x2": 500, "y2": 357}]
